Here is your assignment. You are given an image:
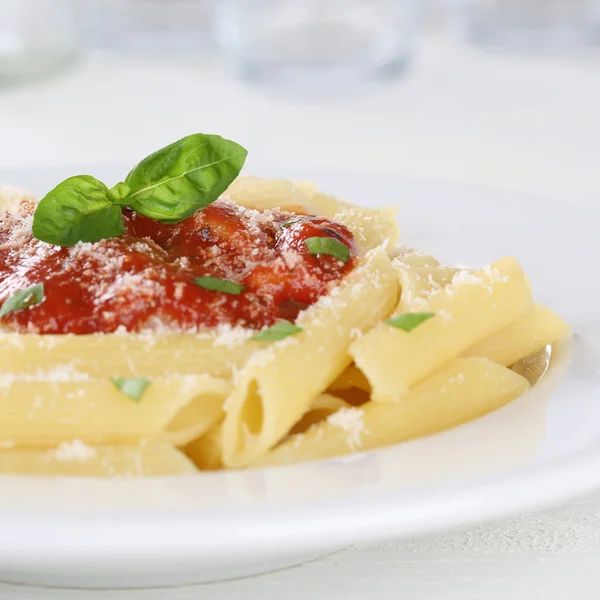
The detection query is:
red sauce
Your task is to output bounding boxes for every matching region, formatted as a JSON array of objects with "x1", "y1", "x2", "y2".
[{"x1": 0, "y1": 199, "x2": 357, "y2": 334}]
